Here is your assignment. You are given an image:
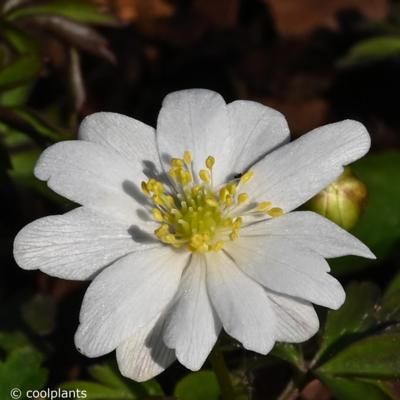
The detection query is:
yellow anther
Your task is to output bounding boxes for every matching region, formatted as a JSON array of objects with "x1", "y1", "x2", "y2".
[
  {"x1": 199, "y1": 169, "x2": 211, "y2": 183},
  {"x1": 152, "y1": 195, "x2": 164, "y2": 206},
  {"x1": 192, "y1": 185, "x2": 202, "y2": 195},
  {"x1": 164, "y1": 195, "x2": 176, "y2": 208},
  {"x1": 168, "y1": 167, "x2": 178, "y2": 179},
  {"x1": 229, "y1": 230, "x2": 239, "y2": 241},
  {"x1": 227, "y1": 182, "x2": 237, "y2": 195},
  {"x1": 206, "y1": 156, "x2": 215, "y2": 170},
  {"x1": 238, "y1": 193, "x2": 249, "y2": 205},
  {"x1": 147, "y1": 178, "x2": 157, "y2": 189},
  {"x1": 155, "y1": 224, "x2": 170, "y2": 240},
  {"x1": 152, "y1": 181, "x2": 164, "y2": 194},
  {"x1": 152, "y1": 208, "x2": 164, "y2": 222},
  {"x1": 219, "y1": 187, "x2": 229, "y2": 202},
  {"x1": 206, "y1": 198, "x2": 218, "y2": 207},
  {"x1": 150, "y1": 151, "x2": 283, "y2": 254},
  {"x1": 267, "y1": 207, "x2": 284, "y2": 217},
  {"x1": 256, "y1": 201, "x2": 272, "y2": 211},
  {"x1": 233, "y1": 217, "x2": 243, "y2": 229},
  {"x1": 211, "y1": 241, "x2": 224, "y2": 251},
  {"x1": 172, "y1": 158, "x2": 184, "y2": 168},
  {"x1": 184, "y1": 151, "x2": 192, "y2": 165},
  {"x1": 165, "y1": 234, "x2": 176, "y2": 243},
  {"x1": 225, "y1": 195, "x2": 233, "y2": 206},
  {"x1": 180, "y1": 170, "x2": 192, "y2": 186},
  {"x1": 189, "y1": 234, "x2": 209, "y2": 253},
  {"x1": 240, "y1": 171, "x2": 254, "y2": 185},
  {"x1": 141, "y1": 181, "x2": 150, "y2": 196}
]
